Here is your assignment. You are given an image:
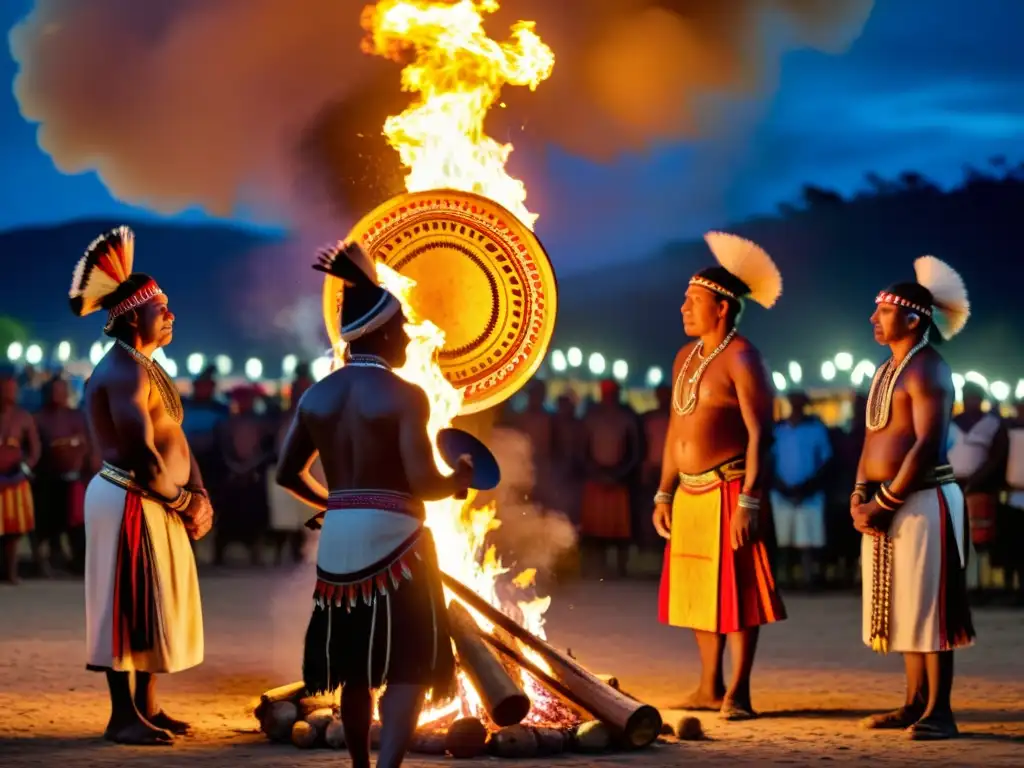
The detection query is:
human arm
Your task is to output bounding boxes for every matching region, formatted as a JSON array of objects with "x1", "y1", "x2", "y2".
[
  {"x1": 106, "y1": 366, "x2": 182, "y2": 501},
  {"x1": 275, "y1": 404, "x2": 328, "y2": 512},
  {"x1": 399, "y1": 385, "x2": 471, "y2": 501},
  {"x1": 20, "y1": 410, "x2": 41, "y2": 470},
  {"x1": 731, "y1": 347, "x2": 774, "y2": 548}
]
